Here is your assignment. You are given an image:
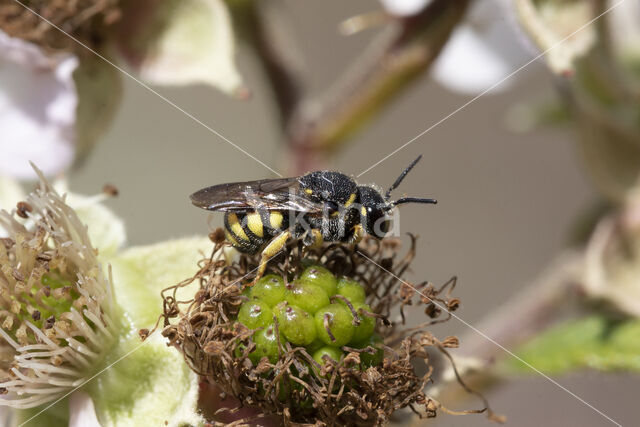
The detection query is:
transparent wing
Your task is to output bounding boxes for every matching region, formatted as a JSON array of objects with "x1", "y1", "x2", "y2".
[{"x1": 190, "y1": 177, "x2": 324, "y2": 213}]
